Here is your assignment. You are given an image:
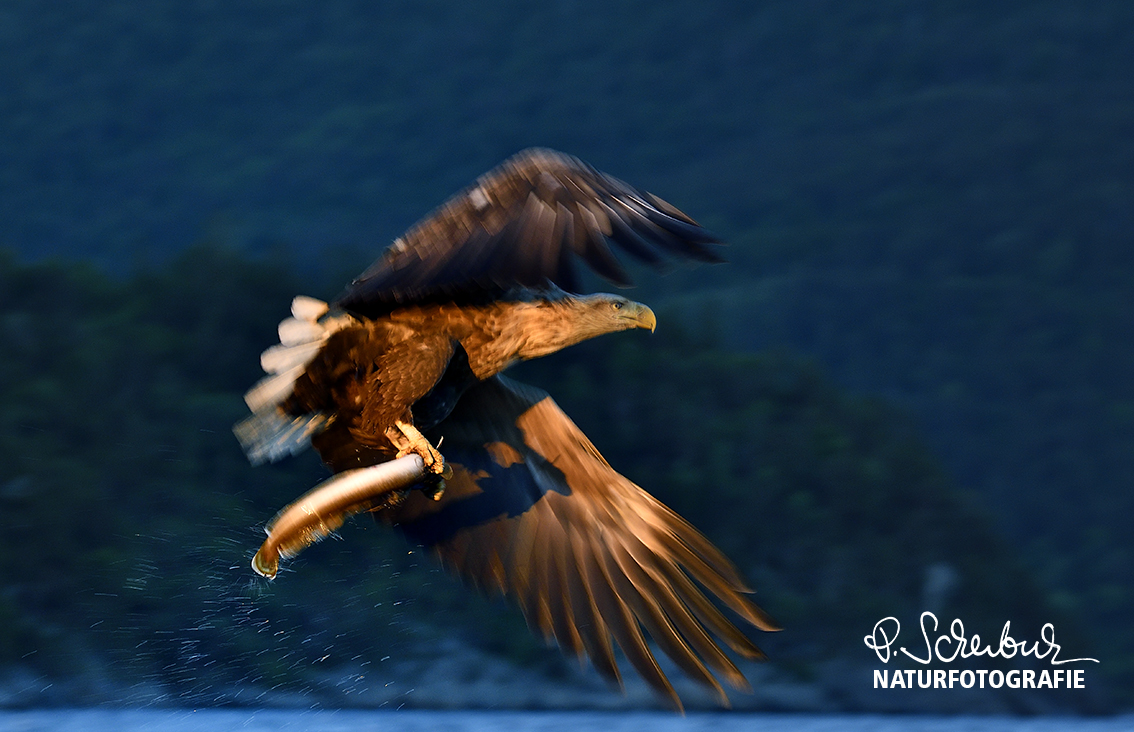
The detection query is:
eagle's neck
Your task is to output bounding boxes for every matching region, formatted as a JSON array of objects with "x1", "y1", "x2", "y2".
[
  {"x1": 511, "y1": 299, "x2": 599, "y2": 360},
  {"x1": 459, "y1": 296, "x2": 614, "y2": 378}
]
